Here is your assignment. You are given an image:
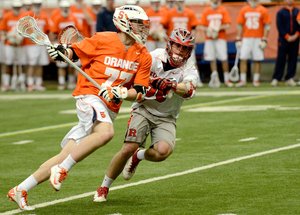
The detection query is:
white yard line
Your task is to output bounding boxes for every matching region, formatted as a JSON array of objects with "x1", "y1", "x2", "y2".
[{"x1": 2, "y1": 143, "x2": 300, "y2": 215}]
